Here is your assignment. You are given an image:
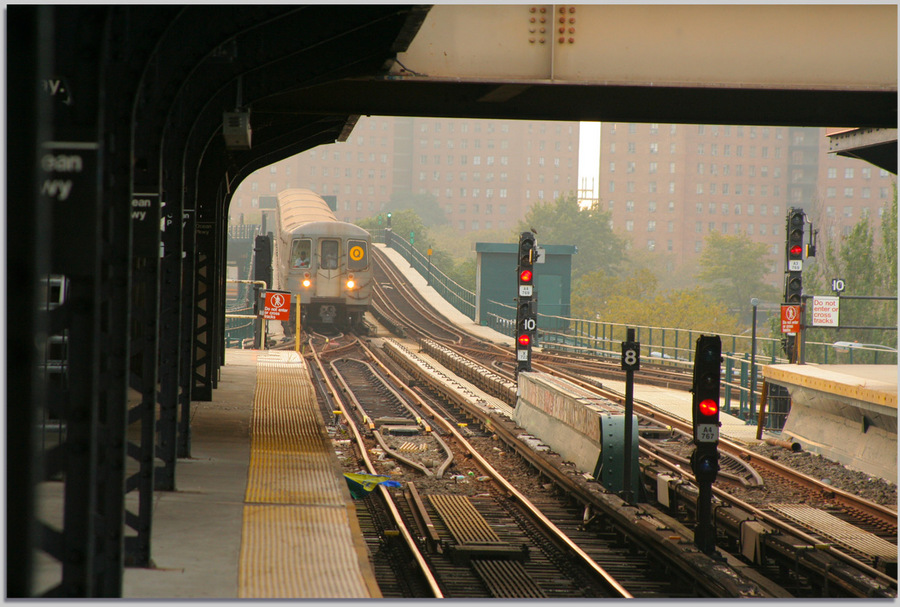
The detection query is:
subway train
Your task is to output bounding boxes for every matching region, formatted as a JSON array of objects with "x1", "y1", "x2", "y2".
[{"x1": 273, "y1": 188, "x2": 372, "y2": 333}]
